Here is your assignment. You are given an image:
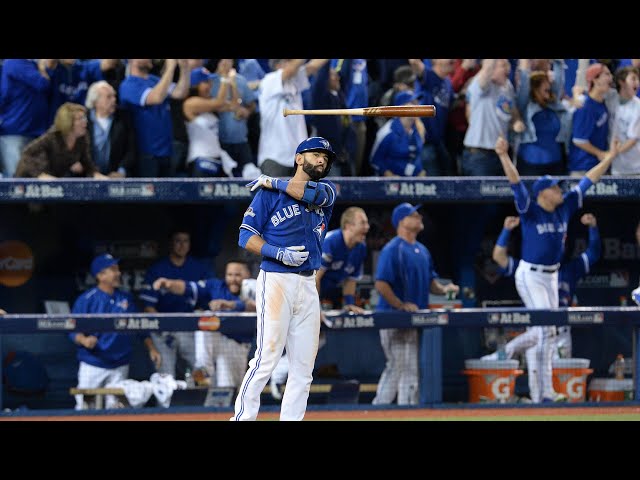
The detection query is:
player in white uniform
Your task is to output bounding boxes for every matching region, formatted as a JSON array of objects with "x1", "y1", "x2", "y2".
[
  {"x1": 496, "y1": 136, "x2": 615, "y2": 402},
  {"x1": 232, "y1": 137, "x2": 337, "y2": 421}
]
